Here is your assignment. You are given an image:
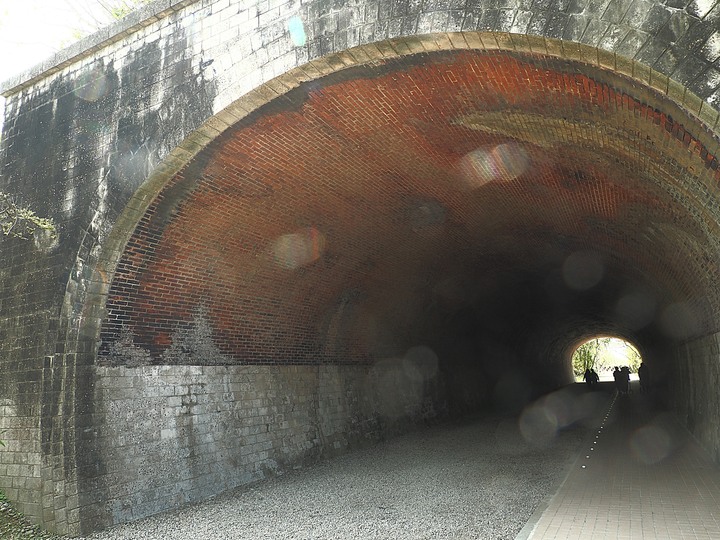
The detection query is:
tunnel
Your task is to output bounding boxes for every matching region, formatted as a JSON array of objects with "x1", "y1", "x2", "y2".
[
  {"x1": 4, "y1": 19, "x2": 720, "y2": 532},
  {"x1": 93, "y1": 44, "x2": 720, "y2": 457},
  {"x1": 59, "y1": 38, "x2": 720, "y2": 520}
]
